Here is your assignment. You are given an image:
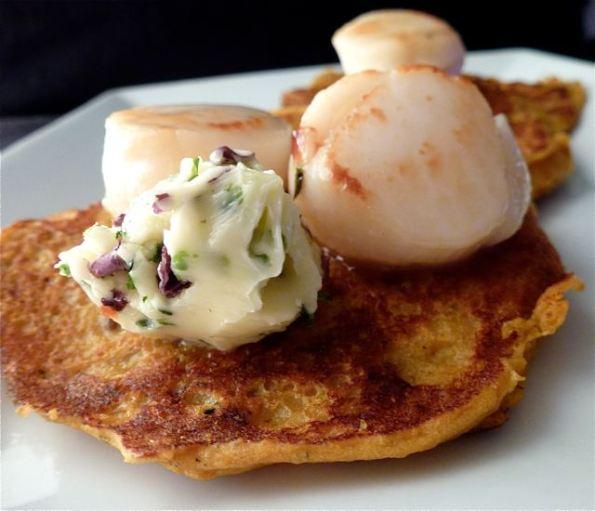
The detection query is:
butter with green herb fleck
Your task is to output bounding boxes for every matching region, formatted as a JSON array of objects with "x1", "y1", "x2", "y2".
[{"x1": 56, "y1": 147, "x2": 322, "y2": 351}]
